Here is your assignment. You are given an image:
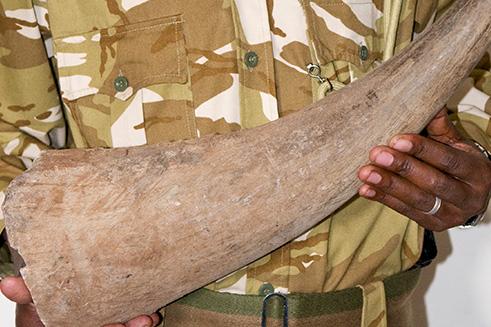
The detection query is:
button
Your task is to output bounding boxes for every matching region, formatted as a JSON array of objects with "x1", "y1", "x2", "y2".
[
  {"x1": 359, "y1": 45, "x2": 369, "y2": 61},
  {"x1": 244, "y1": 51, "x2": 259, "y2": 68},
  {"x1": 258, "y1": 283, "x2": 275, "y2": 296},
  {"x1": 114, "y1": 76, "x2": 129, "y2": 92}
]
